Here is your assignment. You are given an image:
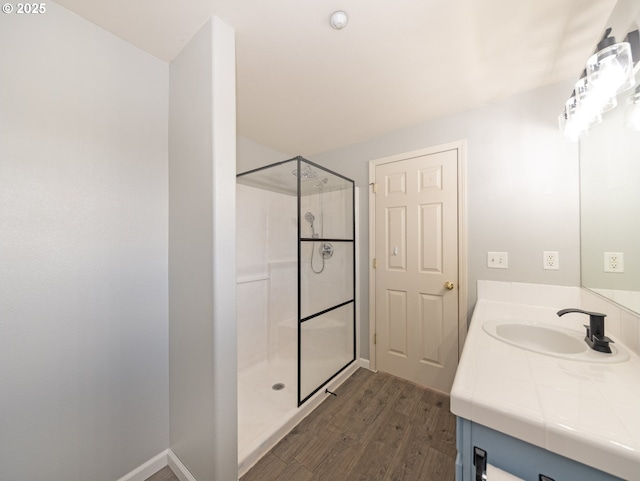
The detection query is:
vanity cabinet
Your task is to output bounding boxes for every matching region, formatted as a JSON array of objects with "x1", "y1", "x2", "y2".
[
  {"x1": 451, "y1": 281, "x2": 640, "y2": 481},
  {"x1": 455, "y1": 417, "x2": 624, "y2": 481}
]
